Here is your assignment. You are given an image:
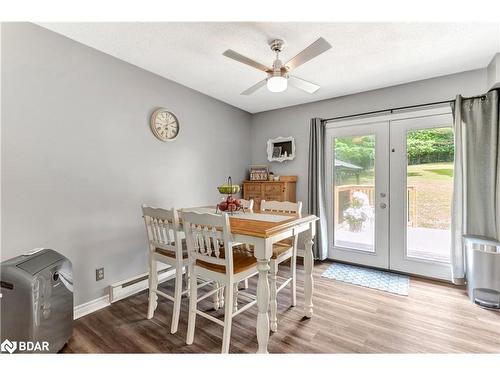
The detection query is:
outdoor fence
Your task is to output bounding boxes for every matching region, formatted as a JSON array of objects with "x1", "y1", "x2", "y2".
[{"x1": 335, "y1": 185, "x2": 417, "y2": 228}]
